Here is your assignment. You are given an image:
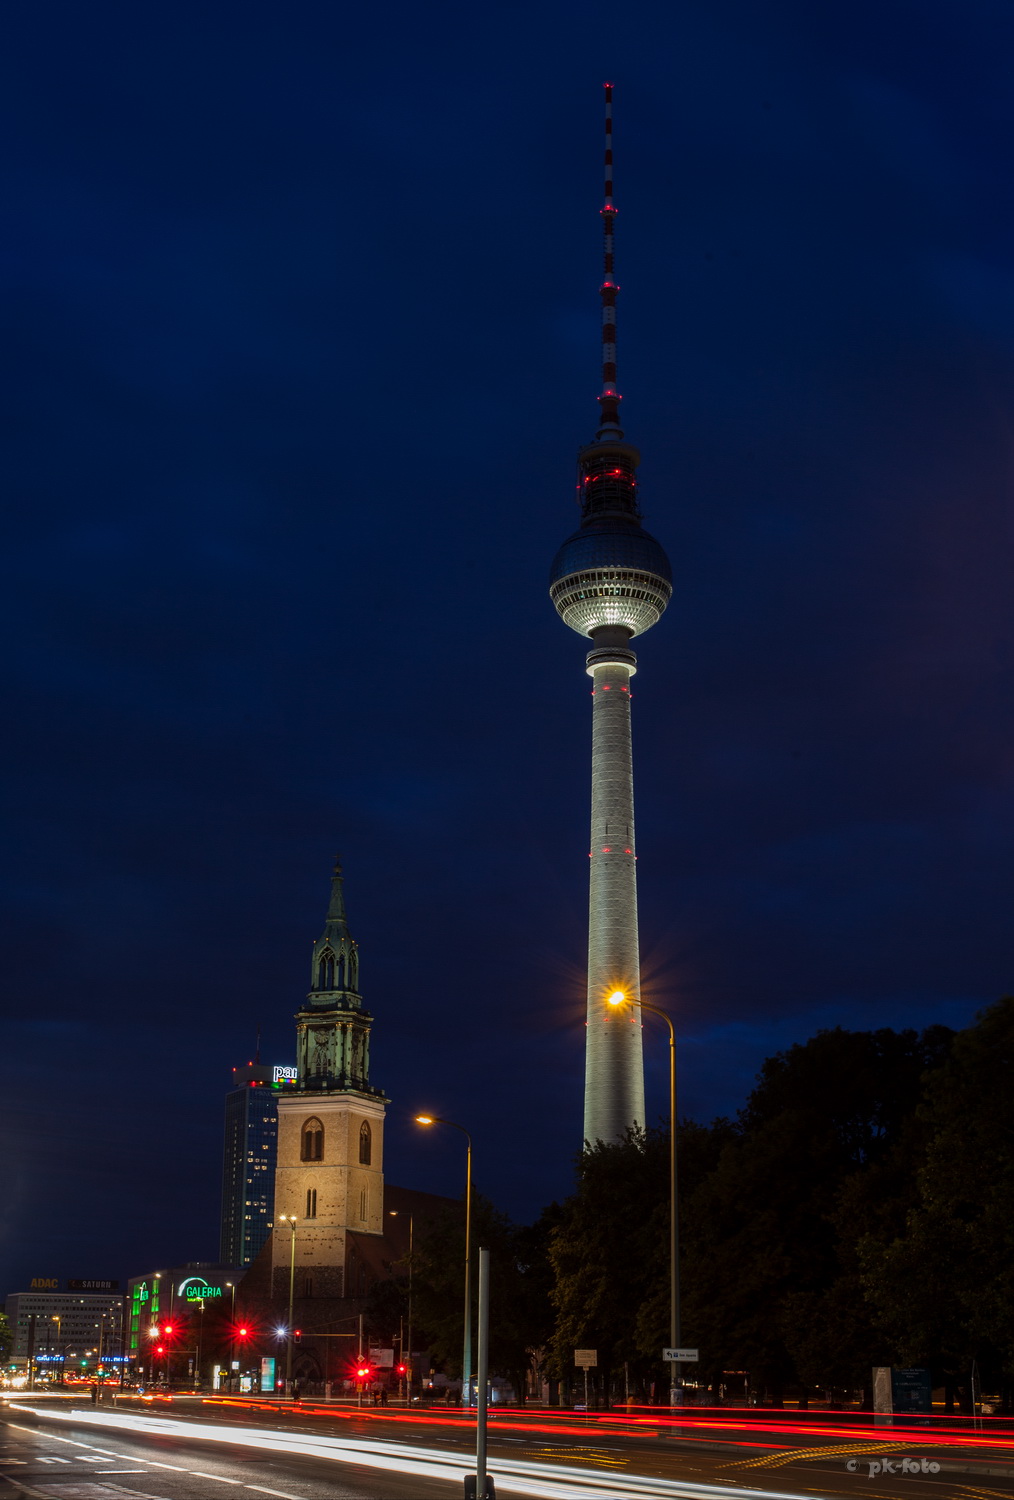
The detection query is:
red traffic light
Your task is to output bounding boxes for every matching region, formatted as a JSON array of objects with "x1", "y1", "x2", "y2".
[
  {"x1": 156, "y1": 1346, "x2": 165, "y2": 1354},
  {"x1": 356, "y1": 1366, "x2": 370, "y2": 1378},
  {"x1": 163, "y1": 1324, "x2": 175, "y2": 1335},
  {"x1": 237, "y1": 1327, "x2": 249, "y2": 1338},
  {"x1": 396, "y1": 1364, "x2": 407, "y2": 1375}
]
